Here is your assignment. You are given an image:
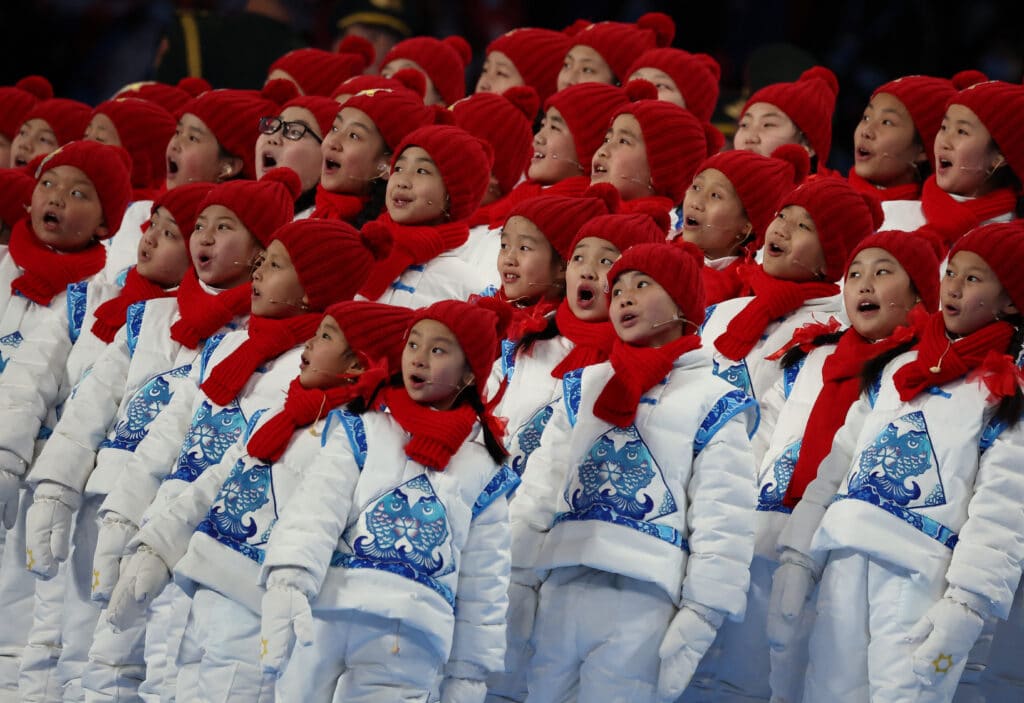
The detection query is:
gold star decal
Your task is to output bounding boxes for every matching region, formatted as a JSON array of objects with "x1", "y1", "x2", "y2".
[
  {"x1": 92, "y1": 569, "x2": 100, "y2": 591},
  {"x1": 932, "y1": 653, "x2": 954, "y2": 674},
  {"x1": 26, "y1": 549, "x2": 34, "y2": 570},
  {"x1": 260, "y1": 637, "x2": 268, "y2": 659}
]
